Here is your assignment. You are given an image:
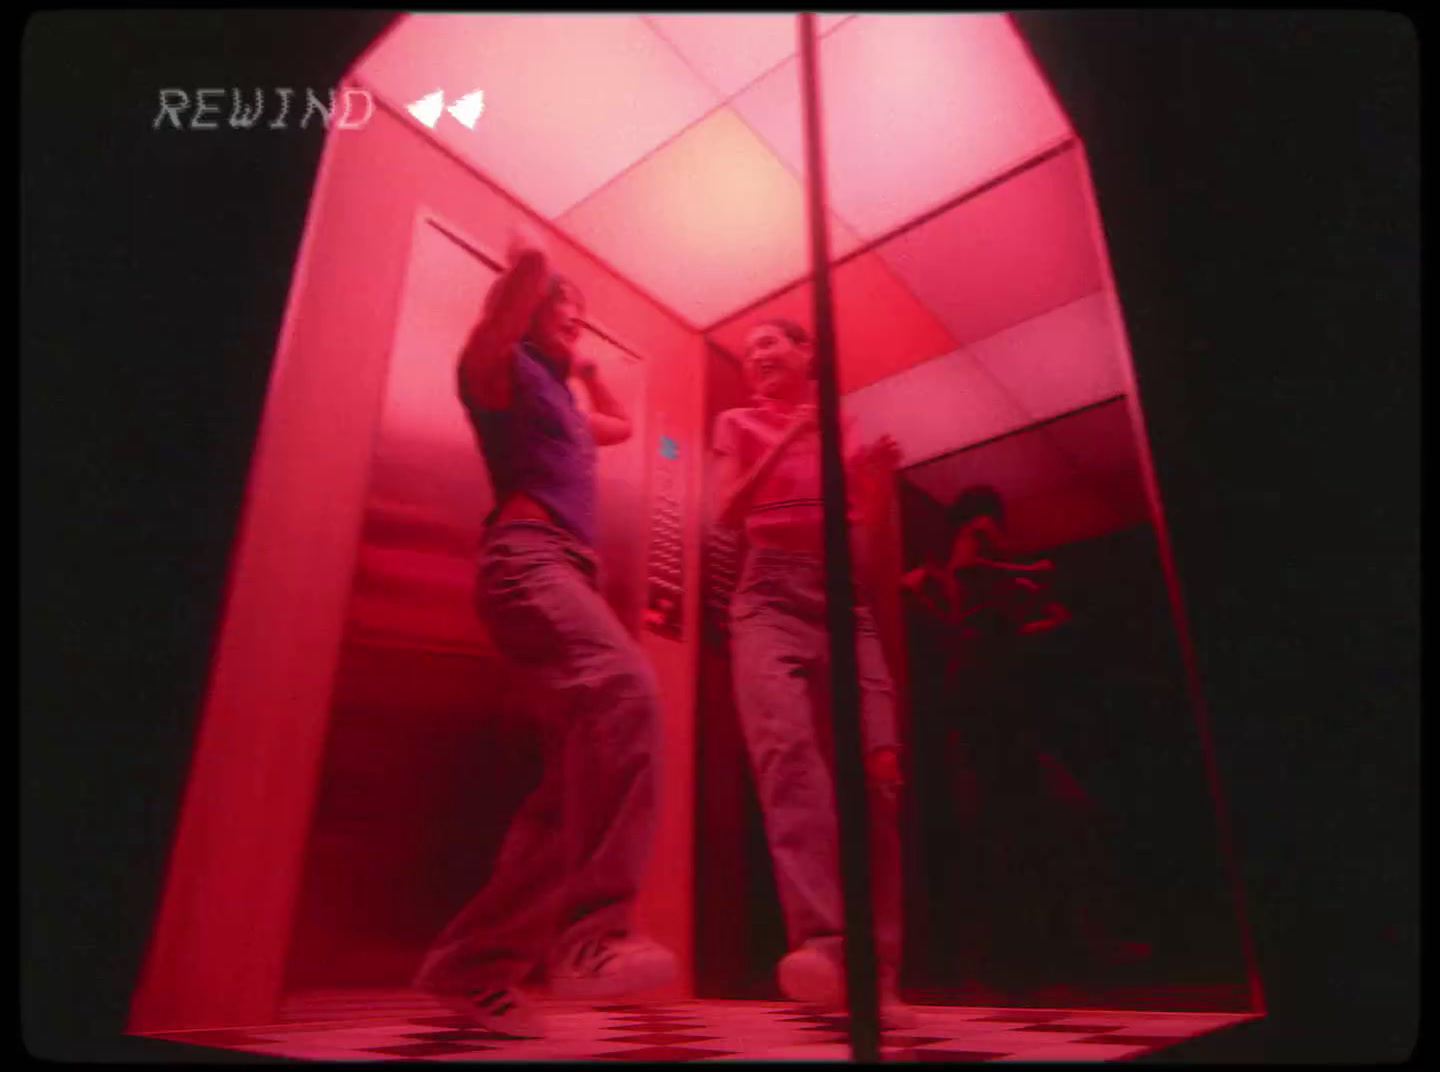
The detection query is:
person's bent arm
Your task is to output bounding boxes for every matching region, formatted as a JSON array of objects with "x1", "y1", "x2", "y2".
[
  {"x1": 1019, "y1": 601, "x2": 1072, "y2": 634},
  {"x1": 900, "y1": 571, "x2": 950, "y2": 621},
  {"x1": 457, "y1": 229, "x2": 552, "y2": 411},
  {"x1": 574, "y1": 358, "x2": 632, "y2": 445},
  {"x1": 899, "y1": 566, "x2": 930, "y2": 591},
  {"x1": 972, "y1": 557, "x2": 1055, "y2": 575},
  {"x1": 995, "y1": 569, "x2": 1071, "y2": 634}
]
